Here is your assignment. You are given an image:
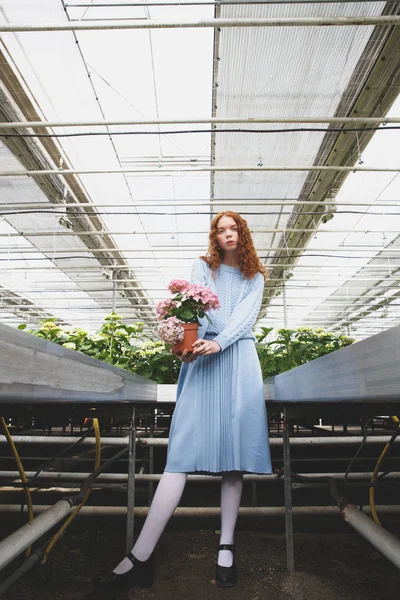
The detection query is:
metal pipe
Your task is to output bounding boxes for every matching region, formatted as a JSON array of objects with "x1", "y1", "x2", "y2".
[
  {"x1": 3, "y1": 209, "x2": 398, "y2": 218},
  {"x1": 3, "y1": 285, "x2": 399, "y2": 293},
  {"x1": 66, "y1": 1, "x2": 400, "y2": 6},
  {"x1": 0, "y1": 264, "x2": 397, "y2": 270},
  {"x1": 0, "y1": 547, "x2": 43, "y2": 597},
  {"x1": 342, "y1": 505, "x2": 400, "y2": 570},
  {"x1": 5, "y1": 227, "x2": 400, "y2": 237},
  {"x1": 0, "y1": 319, "x2": 385, "y2": 332},
  {"x1": 1, "y1": 116, "x2": 398, "y2": 129},
  {"x1": 126, "y1": 407, "x2": 136, "y2": 552},
  {"x1": 3, "y1": 302, "x2": 399, "y2": 311},
  {"x1": 1, "y1": 200, "x2": 399, "y2": 207},
  {"x1": 2, "y1": 471, "x2": 398, "y2": 482},
  {"x1": 63, "y1": 1, "x2": 400, "y2": 8},
  {"x1": 0, "y1": 499, "x2": 71, "y2": 571},
  {"x1": 2, "y1": 288, "x2": 399, "y2": 296},
  {"x1": 0, "y1": 483, "x2": 125, "y2": 491},
  {"x1": 283, "y1": 272, "x2": 290, "y2": 327},
  {"x1": 0, "y1": 165, "x2": 398, "y2": 176},
  {"x1": 283, "y1": 408, "x2": 294, "y2": 573},
  {"x1": 1, "y1": 310, "x2": 398, "y2": 324},
  {"x1": 1, "y1": 282, "x2": 398, "y2": 289},
  {"x1": 4, "y1": 245, "x2": 400, "y2": 254},
  {"x1": 148, "y1": 419, "x2": 154, "y2": 504},
  {"x1": 1, "y1": 504, "x2": 400, "y2": 517},
  {"x1": 111, "y1": 271, "x2": 116, "y2": 313},
  {"x1": 3, "y1": 313, "x2": 392, "y2": 324},
  {"x1": 1, "y1": 435, "x2": 399, "y2": 447},
  {"x1": 0, "y1": 17, "x2": 399, "y2": 33}
]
